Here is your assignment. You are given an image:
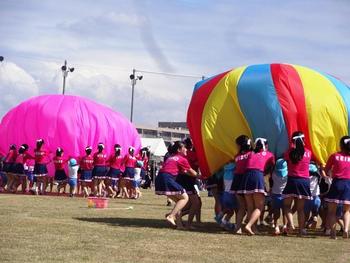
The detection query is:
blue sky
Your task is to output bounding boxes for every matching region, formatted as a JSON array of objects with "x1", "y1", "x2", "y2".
[{"x1": 0, "y1": 0, "x2": 349, "y2": 125}]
